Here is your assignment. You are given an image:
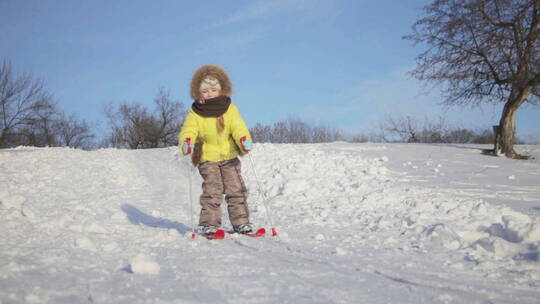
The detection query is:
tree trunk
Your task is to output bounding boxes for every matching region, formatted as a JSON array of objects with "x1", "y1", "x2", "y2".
[
  {"x1": 492, "y1": 125, "x2": 502, "y2": 155},
  {"x1": 496, "y1": 86, "x2": 531, "y2": 159}
]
